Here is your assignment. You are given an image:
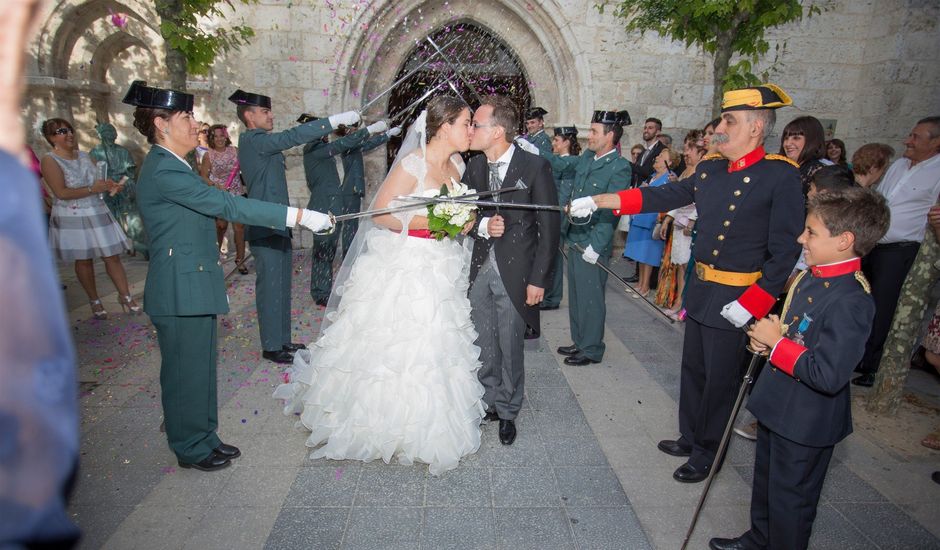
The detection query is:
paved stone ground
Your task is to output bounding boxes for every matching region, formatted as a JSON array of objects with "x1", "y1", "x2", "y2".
[{"x1": 61, "y1": 248, "x2": 940, "y2": 549}]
